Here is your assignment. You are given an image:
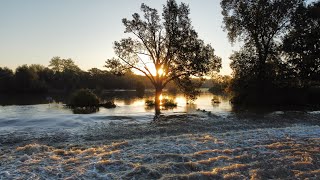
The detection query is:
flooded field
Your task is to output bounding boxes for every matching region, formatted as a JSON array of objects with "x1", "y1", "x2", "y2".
[{"x1": 0, "y1": 91, "x2": 319, "y2": 179}]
